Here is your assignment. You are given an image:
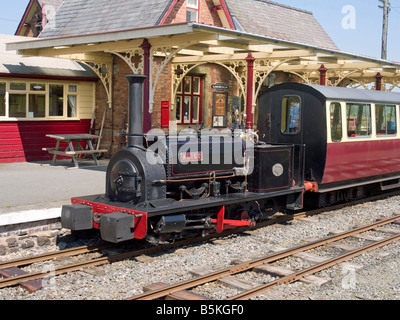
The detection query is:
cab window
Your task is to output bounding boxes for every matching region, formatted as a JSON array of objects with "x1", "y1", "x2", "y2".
[
  {"x1": 346, "y1": 103, "x2": 371, "y2": 138},
  {"x1": 376, "y1": 104, "x2": 396, "y2": 136},
  {"x1": 281, "y1": 96, "x2": 301, "y2": 134},
  {"x1": 330, "y1": 102, "x2": 342, "y2": 142}
]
